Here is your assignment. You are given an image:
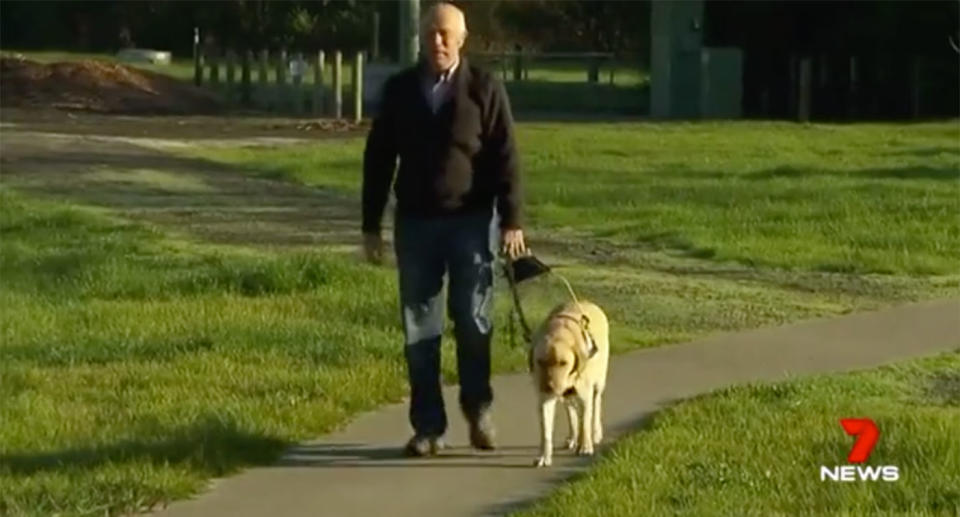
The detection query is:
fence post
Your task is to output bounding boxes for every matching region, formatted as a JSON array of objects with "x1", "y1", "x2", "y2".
[
  {"x1": 241, "y1": 50, "x2": 252, "y2": 106},
  {"x1": 225, "y1": 49, "x2": 236, "y2": 102},
  {"x1": 277, "y1": 48, "x2": 288, "y2": 112},
  {"x1": 333, "y1": 50, "x2": 343, "y2": 119},
  {"x1": 314, "y1": 51, "x2": 326, "y2": 116},
  {"x1": 209, "y1": 51, "x2": 220, "y2": 85},
  {"x1": 193, "y1": 27, "x2": 202, "y2": 86},
  {"x1": 353, "y1": 51, "x2": 364, "y2": 122},
  {"x1": 587, "y1": 55, "x2": 600, "y2": 83},
  {"x1": 258, "y1": 49, "x2": 269, "y2": 109}
]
